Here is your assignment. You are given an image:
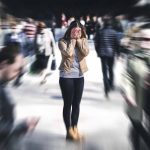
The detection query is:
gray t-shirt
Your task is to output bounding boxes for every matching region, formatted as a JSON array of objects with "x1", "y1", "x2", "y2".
[{"x1": 60, "y1": 48, "x2": 83, "y2": 78}]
